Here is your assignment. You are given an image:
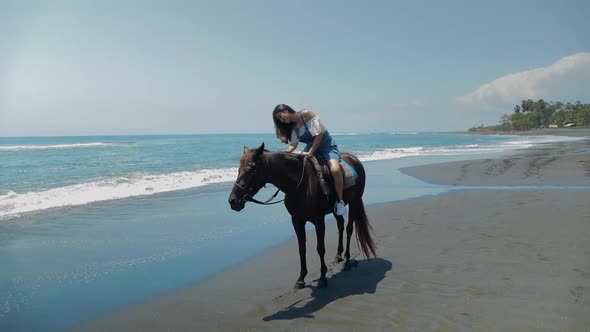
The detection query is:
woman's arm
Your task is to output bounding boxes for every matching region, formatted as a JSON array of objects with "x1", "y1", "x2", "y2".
[
  {"x1": 286, "y1": 142, "x2": 298, "y2": 153},
  {"x1": 307, "y1": 132, "x2": 324, "y2": 155},
  {"x1": 301, "y1": 109, "x2": 326, "y2": 155}
]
